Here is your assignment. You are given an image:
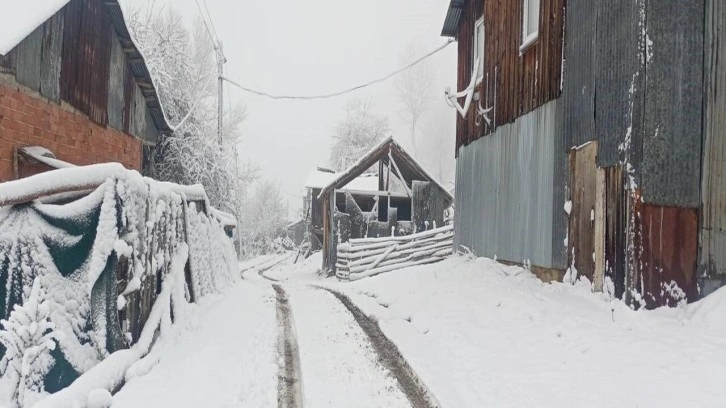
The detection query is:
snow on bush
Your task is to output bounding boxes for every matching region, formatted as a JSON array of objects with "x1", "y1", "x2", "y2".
[{"x1": 0, "y1": 279, "x2": 61, "y2": 408}]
